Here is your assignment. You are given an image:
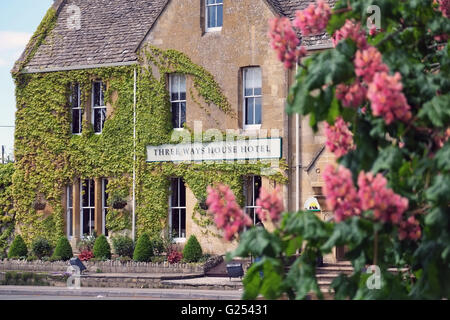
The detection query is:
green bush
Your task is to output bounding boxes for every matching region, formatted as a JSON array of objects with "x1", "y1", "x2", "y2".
[
  {"x1": 31, "y1": 238, "x2": 52, "y2": 259},
  {"x1": 8, "y1": 235, "x2": 28, "y2": 259},
  {"x1": 182, "y1": 235, "x2": 203, "y2": 263},
  {"x1": 93, "y1": 235, "x2": 111, "y2": 260},
  {"x1": 150, "y1": 236, "x2": 164, "y2": 255},
  {"x1": 111, "y1": 236, "x2": 134, "y2": 258},
  {"x1": 52, "y1": 237, "x2": 73, "y2": 261},
  {"x1": 133, "y1": 233, "x2": 153, "y2": 262}
]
